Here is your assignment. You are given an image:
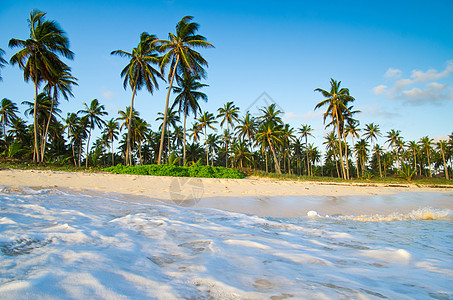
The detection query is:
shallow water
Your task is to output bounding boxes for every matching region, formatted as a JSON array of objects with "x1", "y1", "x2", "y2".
[{"x1": 0, "y1": 187, "x2": 452, "y2": 299}]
